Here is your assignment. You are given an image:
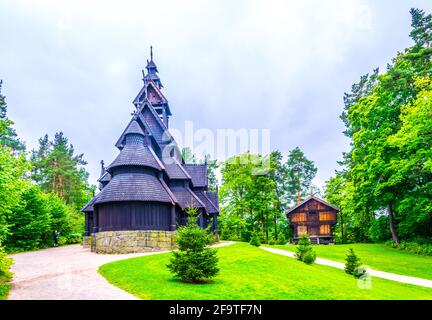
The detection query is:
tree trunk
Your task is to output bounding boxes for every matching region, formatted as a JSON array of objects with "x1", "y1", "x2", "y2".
[
  {"x1": 340, "y1": 212, "x2": 345, "y2": 243},
  {"x1": 387, "y1": 203, "x2": 400, "y2": 244},
  {"x1": 274, "y1": 211, "x2": 278, "y2": 240},
  {"x1": 265, "y1": 211, "x2": 269, "y2": 243}
]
